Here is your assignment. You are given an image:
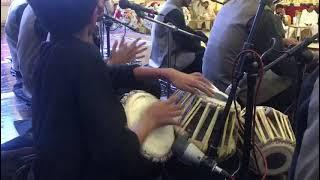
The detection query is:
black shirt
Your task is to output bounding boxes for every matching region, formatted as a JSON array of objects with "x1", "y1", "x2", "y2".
[
  {"x1": 254, "y1": 8, "x2": 297, "y2": 77},
  {"x1": 289, "y1": 67, "x2": 319, "y2": 180},
  {"x1": 164, "y1": 9, "x2": 206, "y2": 53},
  {"x1": 32, "y1": 36, "x2": 156, "y2": 180}
]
